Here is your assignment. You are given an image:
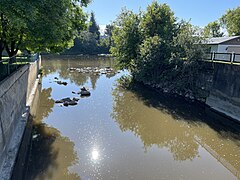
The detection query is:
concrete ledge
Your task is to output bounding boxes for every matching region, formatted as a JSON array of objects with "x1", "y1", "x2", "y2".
[{"x1": 206, "y1": 94, "x2": 240, "y2": 123}]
